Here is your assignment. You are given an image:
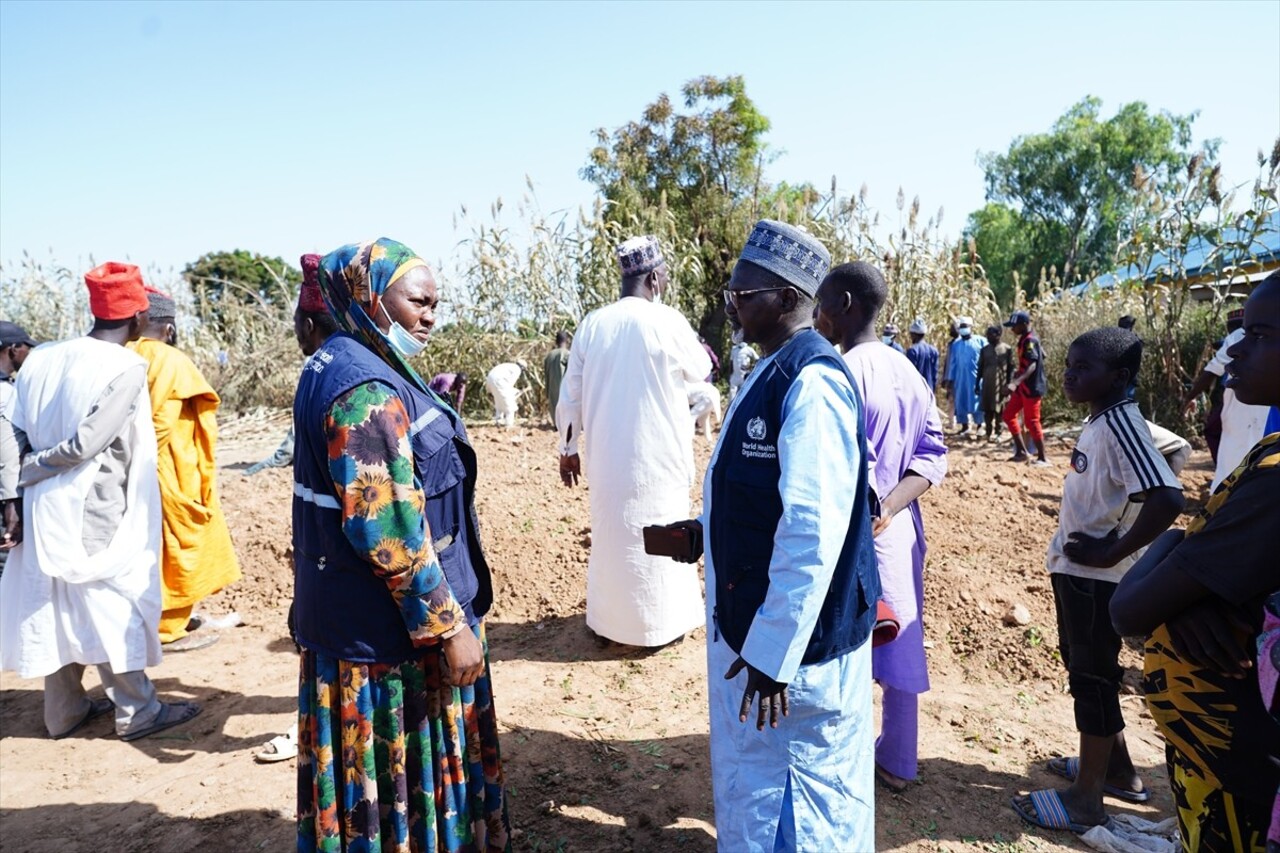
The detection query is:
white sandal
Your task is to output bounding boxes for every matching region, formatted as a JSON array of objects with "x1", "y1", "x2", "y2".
[{"x1": 254, "y1": 724, "x2": 297, "y2": 763}]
